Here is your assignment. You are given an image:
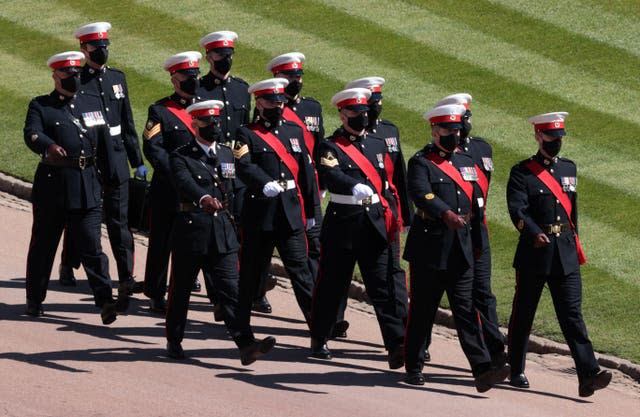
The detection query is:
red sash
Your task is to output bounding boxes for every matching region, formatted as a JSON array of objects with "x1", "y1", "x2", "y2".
[
  {"x1": 251, "y1": 125, "x2": 306, "y2": 225},
  {"x1": 524, "y1": 160, "x2": 587, "y2": 265},
  {"x1": 335, "y1": 136, "x2": 397, "y2": 242},
  {"x1": 474, "y1": 164, "x2": 490, "y2": 225},
  {"x1": 425, "y1": 153, "x2": 474, "y2": 203},
  {"x1": 283, "y1": 106, "x2": 316, "y2": 158},
  {"x1": 384, "y1": 153, "x2": 403, "y2": 227},
  {"x1": 164, "y1": 100, "x2": 196, "y2": 136}
]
